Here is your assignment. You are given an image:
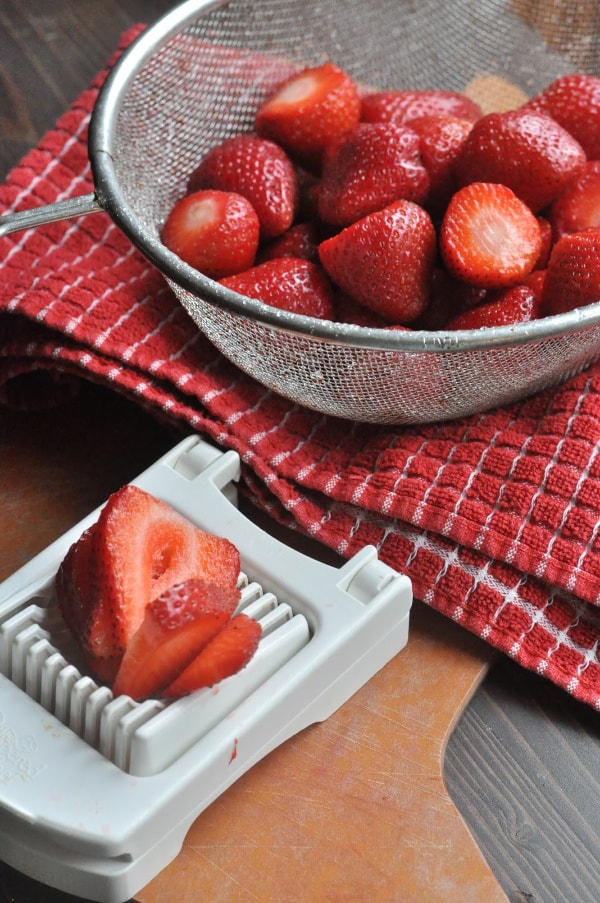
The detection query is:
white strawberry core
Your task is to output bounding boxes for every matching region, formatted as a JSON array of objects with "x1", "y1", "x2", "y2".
[
  {"x1": 274, "y1": 72, "x2": 319, "y2": 106},
  {"x1": 188, "y1": 195, "x2": 218, "y2": 227}
]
